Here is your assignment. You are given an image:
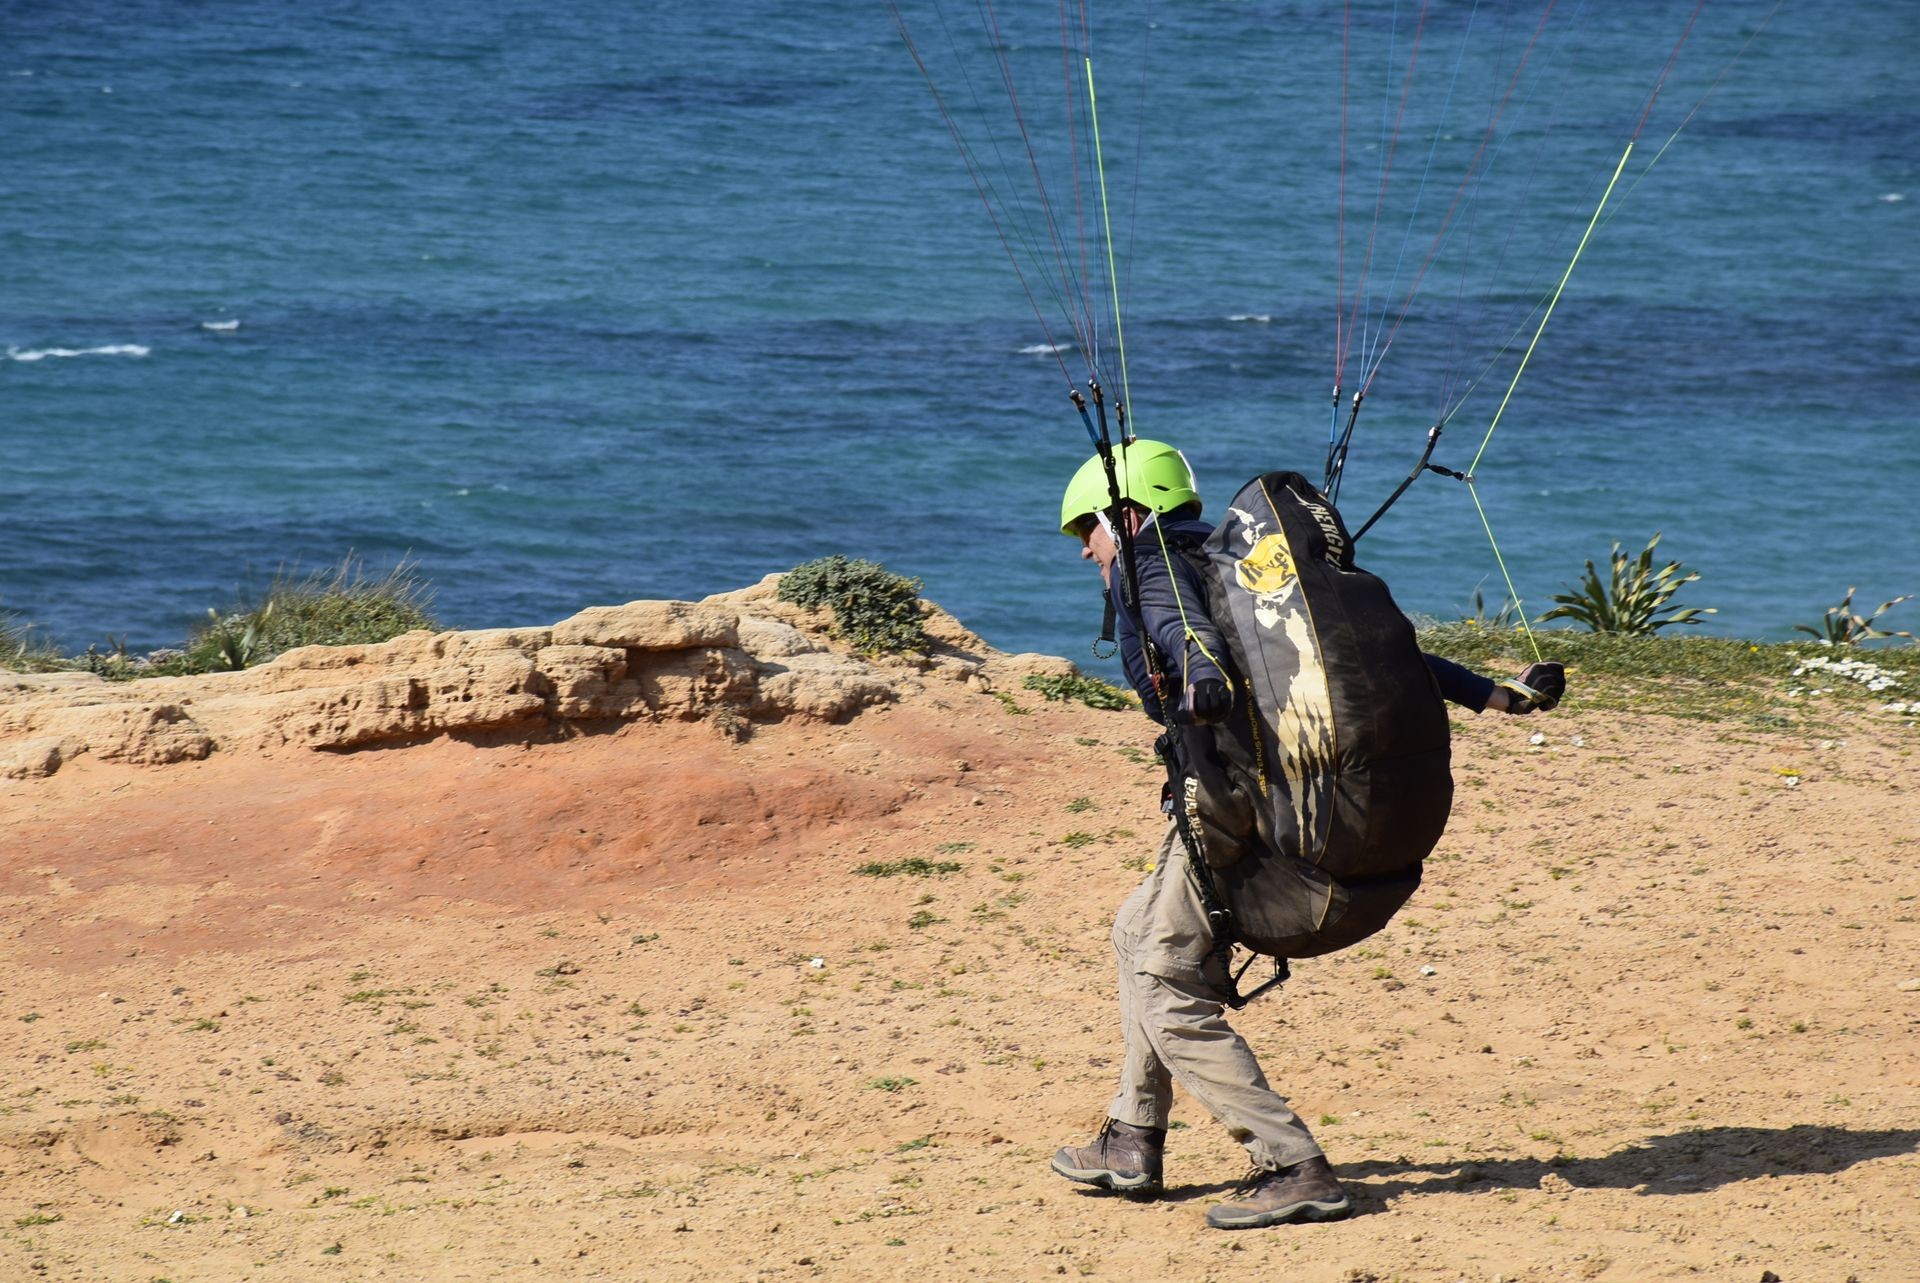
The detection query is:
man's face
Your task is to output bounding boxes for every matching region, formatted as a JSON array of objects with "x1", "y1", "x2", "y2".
[{"x1": 1077, "y1": 516, "x2": 1118, "y2": 586}]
